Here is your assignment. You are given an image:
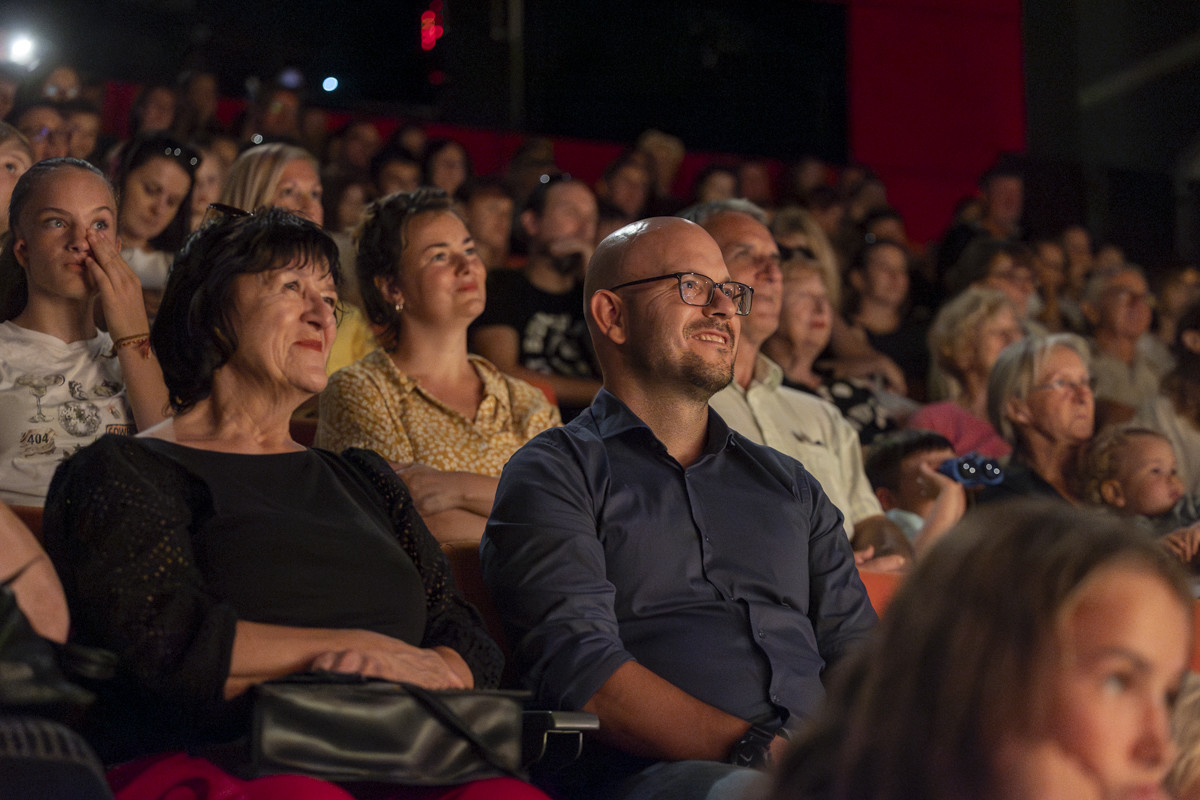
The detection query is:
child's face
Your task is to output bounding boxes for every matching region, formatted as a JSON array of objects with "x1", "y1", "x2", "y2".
[
  {"x1": 1042, "y1": 565, "x2": 1188, "y2": 798},
  {"x1": 1111, "y1": 436, "x2": 1183, "y2": 517},
  {"x1": 891, "y1": 447, "x2": 957, "y2": 517}
]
